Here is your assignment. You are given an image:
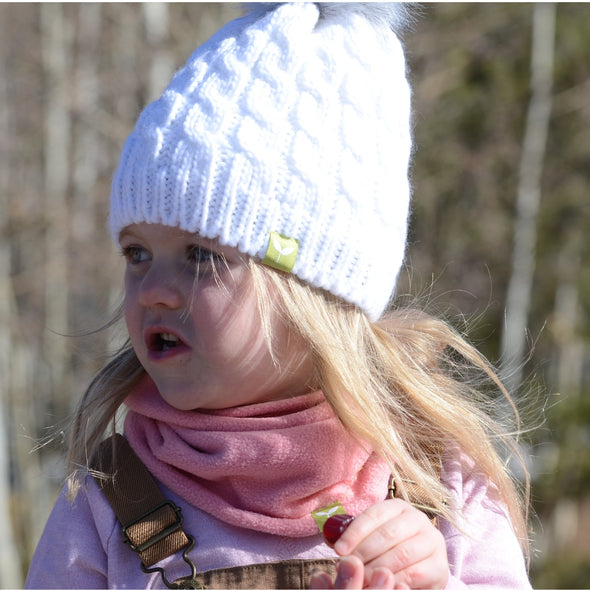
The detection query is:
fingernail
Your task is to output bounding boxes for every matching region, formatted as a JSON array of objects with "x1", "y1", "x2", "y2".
[
  {"x1": 333, "y1": 538, "x2": 351, "y2": 555},
  {"x1": 336, "y1": 557, "x2": 356, "y2": 582},
  {"x1": 309, "y1": 570, "x2": 332, "y2": 589},
  {"x1": 371, "y1": 569, "x2": 392, "y2": 589}
]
